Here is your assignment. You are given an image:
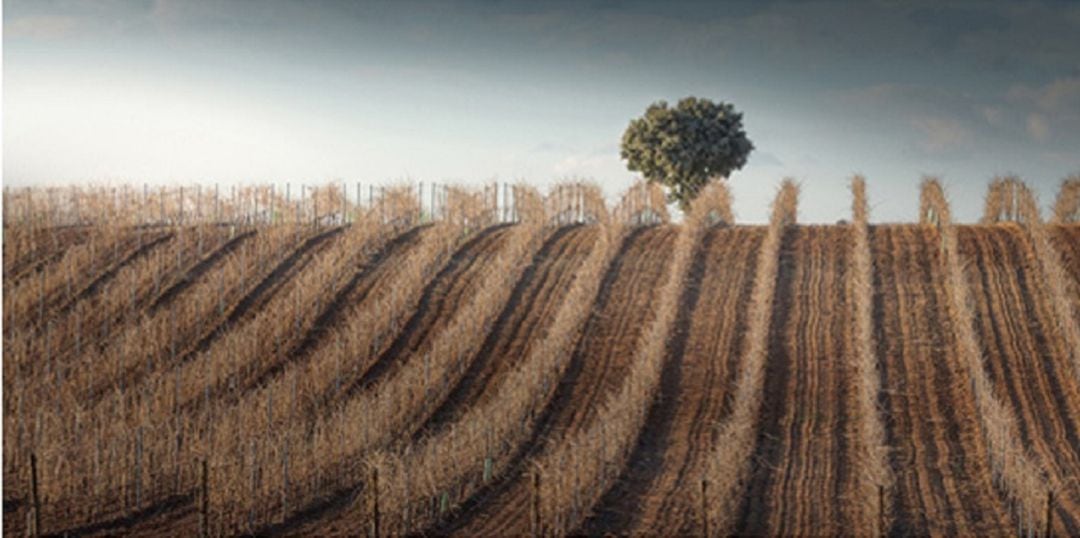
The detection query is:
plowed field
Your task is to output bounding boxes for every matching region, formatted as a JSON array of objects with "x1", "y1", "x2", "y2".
[{"x1": 5, "y1": 218, "x2": 1080, "y2": 537}]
